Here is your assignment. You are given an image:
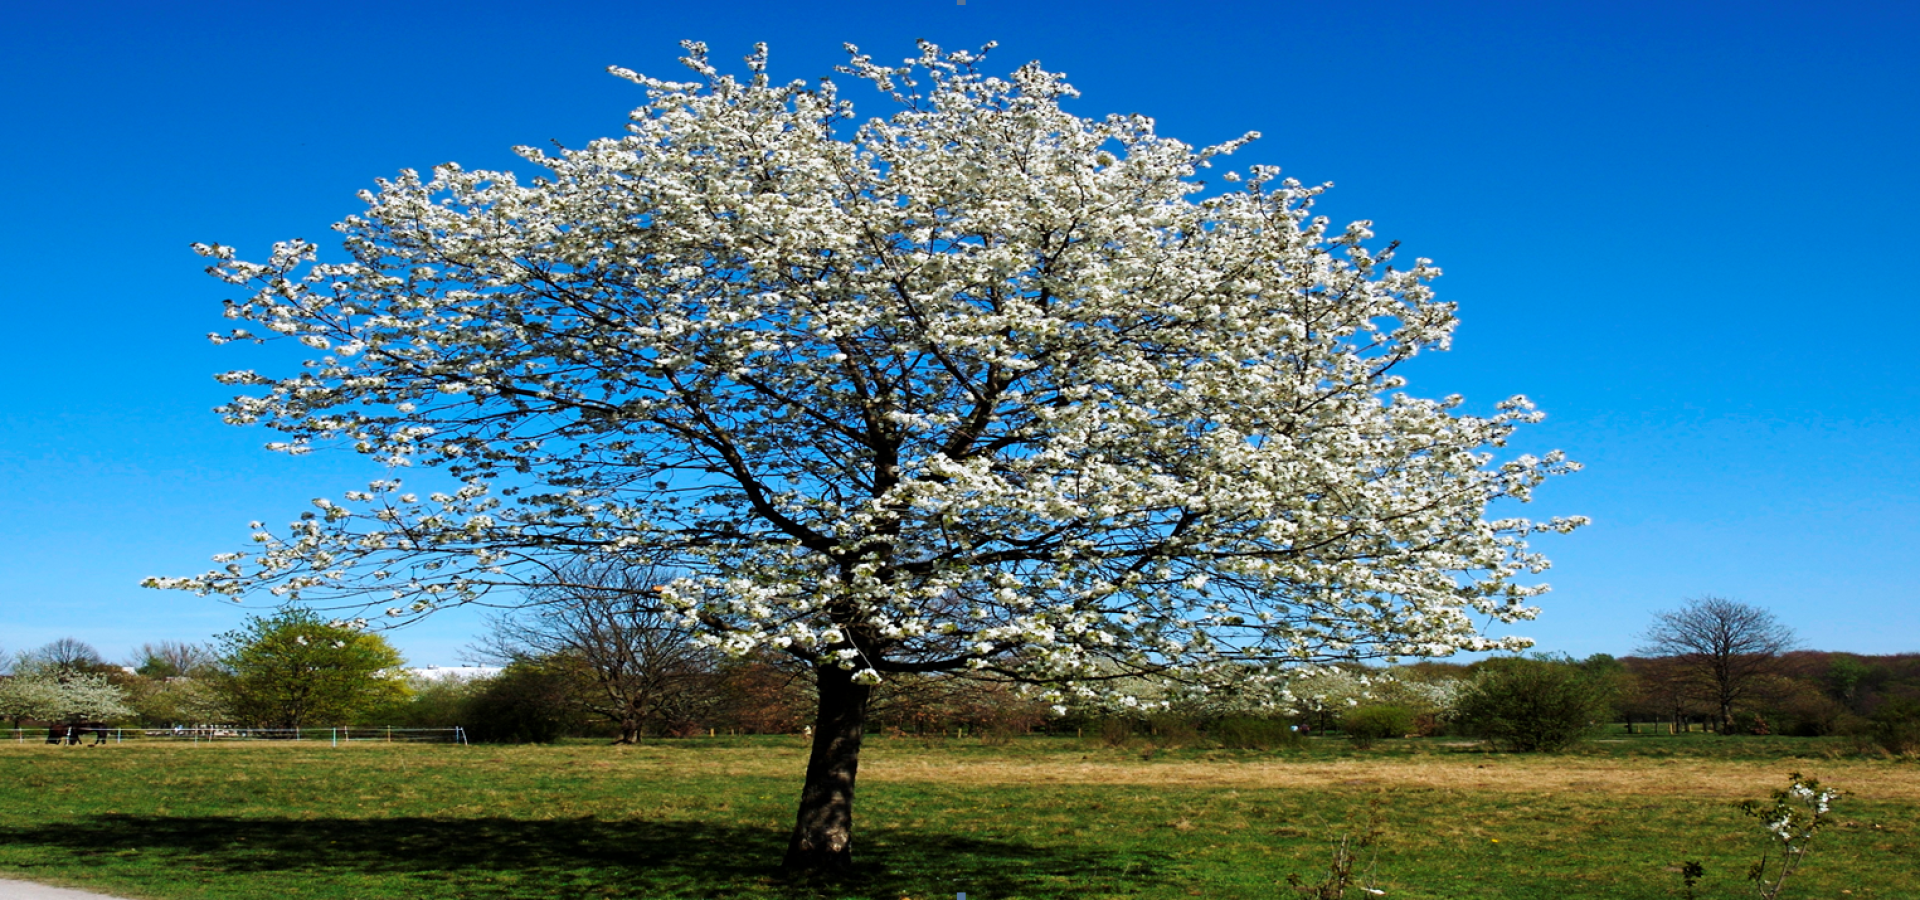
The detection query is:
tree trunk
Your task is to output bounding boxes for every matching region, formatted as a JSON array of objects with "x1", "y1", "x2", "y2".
[{"x1": 783, "y1": 664, "x2": 871, "y2": 875}]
